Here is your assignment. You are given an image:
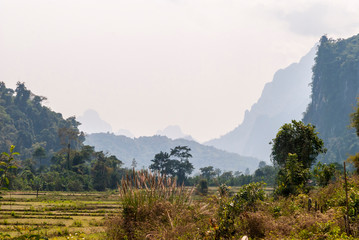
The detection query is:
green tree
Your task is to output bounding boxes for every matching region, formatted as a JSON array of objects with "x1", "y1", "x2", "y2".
[
  {"x1": 0, "y1": 145, "x2": 19, "y2": 189},
  {"x1": 195, "y1": 179, "x2": 208, "y2": 195},
  {"x1": 271, "y1": 121, "x2": 325, "y2": 196},
  {"x1": 91, "y1": 152, "x2": 109, "y2": 191},
  {"x1": 200, "y1": 166, "x2": 216, "y2": 181},
  {"x1": 149, "y1": 146, "x2": 194, "y2": 184},
  {"x1": 149, "y1": 151, "x2": 171, "y2": 175},
  {"x1": 271, "y1": 120, "x2": 326, "y2": 169},
  {"x1": 312, "y1": 161, "x2": 336, "y2": 186},
  {"x1": 253, "y1": 162, "x2": 277, "y2": 186},
  {"x1": 348, "y1": 99, "x2": 359, "y2": 173},
  {"x1": 169, "y1": 146, "x2": 194, "y2": 184},
  {"x1": 350, "y1": 98, "x2": 359, "y2": 137},
  {"x1": 32, "y1": 146, "x2": 46, "y2": 168},
  {"x1": 275, "y1": 153, "x2": 310, "y2": 196},
  {"x1": 131, "y1": 158, "x2": 137, "y2": 169},
  {"x1": 31, "y1": 176, "x2": 43, "y2": 198}
]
